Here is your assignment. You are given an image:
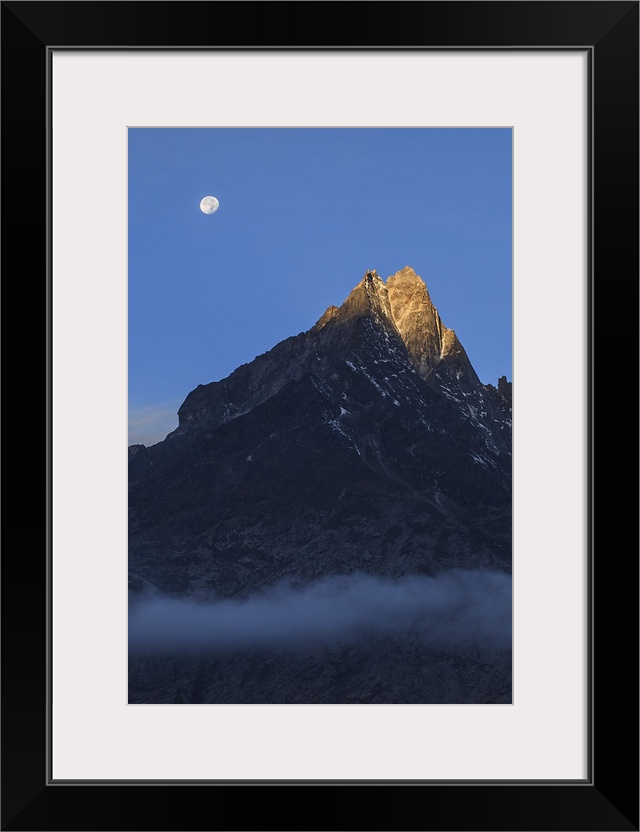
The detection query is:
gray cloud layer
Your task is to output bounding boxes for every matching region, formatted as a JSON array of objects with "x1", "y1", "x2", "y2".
[
  {"x1": 129, "y1": 569, "x2": 511, "y2": 654},
  {"x1": 128, "y1": 404, "x2": 179, "y2": 447}
]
